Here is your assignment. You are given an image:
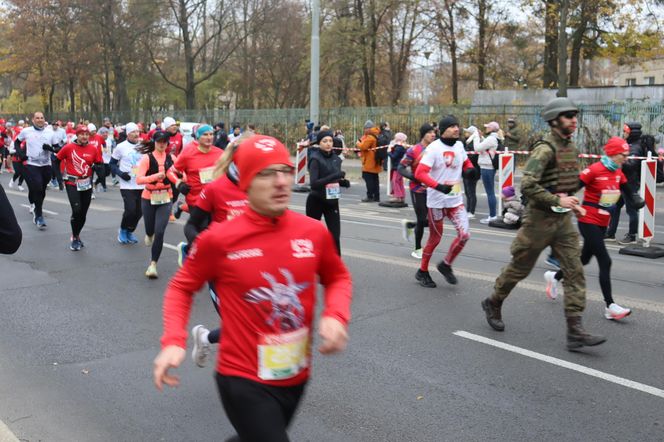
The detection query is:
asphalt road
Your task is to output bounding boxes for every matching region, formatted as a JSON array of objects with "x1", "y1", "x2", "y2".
[{"x1": 1, "y1": 174, "x2": 664, "y2": 442}]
